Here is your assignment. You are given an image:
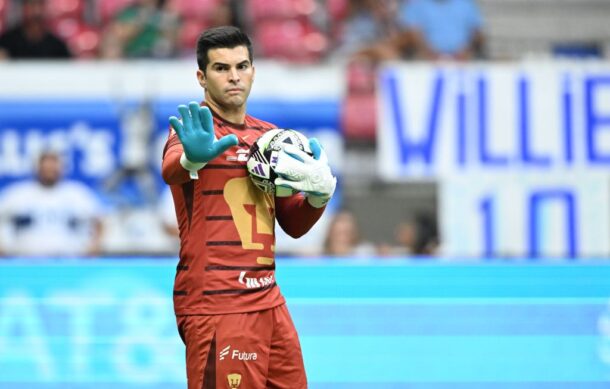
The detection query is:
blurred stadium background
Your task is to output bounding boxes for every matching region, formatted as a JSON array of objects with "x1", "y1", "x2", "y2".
[{"x1": 1, "y1": 0, "x2": 610, "y2": 387}]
